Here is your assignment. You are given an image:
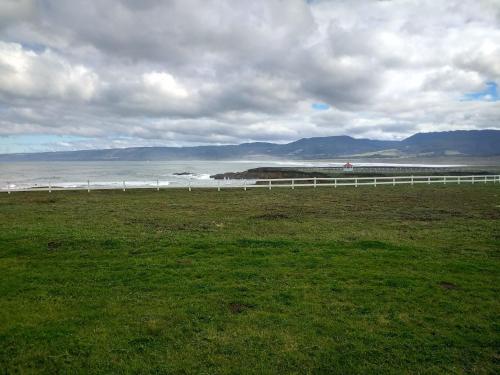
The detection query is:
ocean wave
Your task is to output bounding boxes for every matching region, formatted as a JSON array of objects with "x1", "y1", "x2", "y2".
[
  {"x1": 166, "y1": 173, "x2": 213, "y2": 180},
  {"x1": 4, "y1": 180, "x2": 173, "y2": 190}
]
